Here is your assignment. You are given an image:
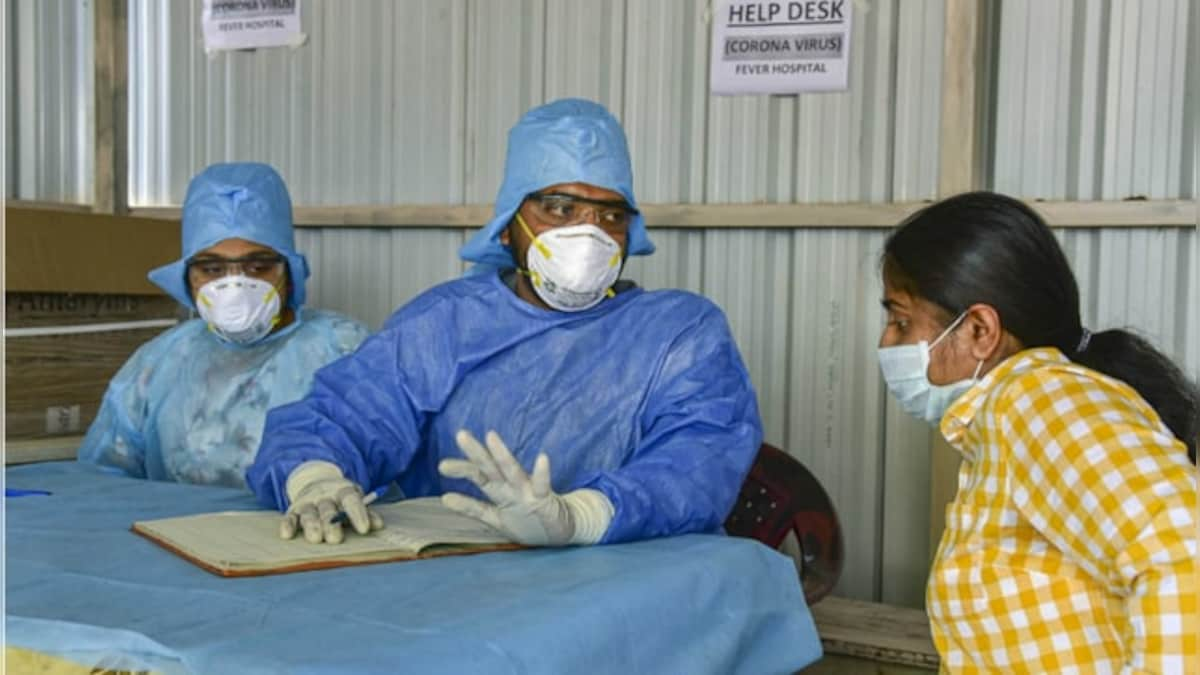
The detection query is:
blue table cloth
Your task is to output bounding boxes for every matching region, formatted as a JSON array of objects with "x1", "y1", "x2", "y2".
[{"x1": 4, "y1": 462, "x2": 821, "y2": 674}]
